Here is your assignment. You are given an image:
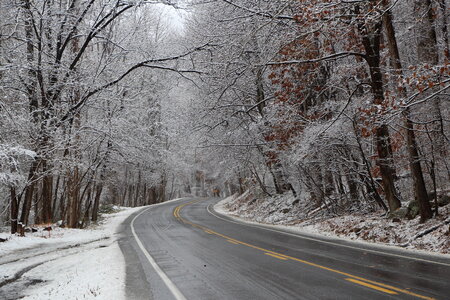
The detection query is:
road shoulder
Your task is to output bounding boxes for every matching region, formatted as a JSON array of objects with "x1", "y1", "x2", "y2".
[{"x1": 212, "y1": 197, "x2": 450, "y2": 266}]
